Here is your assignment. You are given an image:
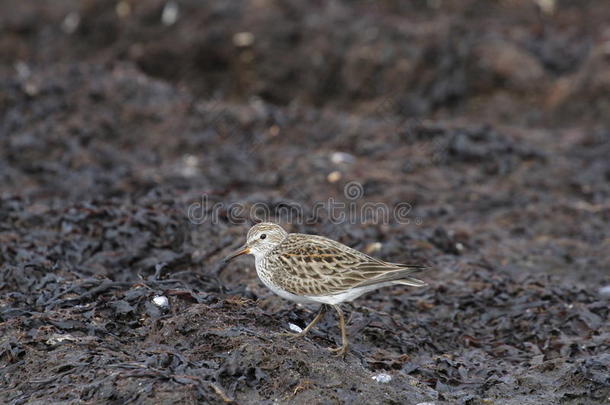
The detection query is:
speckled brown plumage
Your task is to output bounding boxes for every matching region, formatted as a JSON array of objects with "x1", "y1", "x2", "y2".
[
  {"x1": 223, "y1": 222, "x2": 427, "y2": 356},
  {"x1": 259, "y1": 233, "x2": 425, "y2": 297}
]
